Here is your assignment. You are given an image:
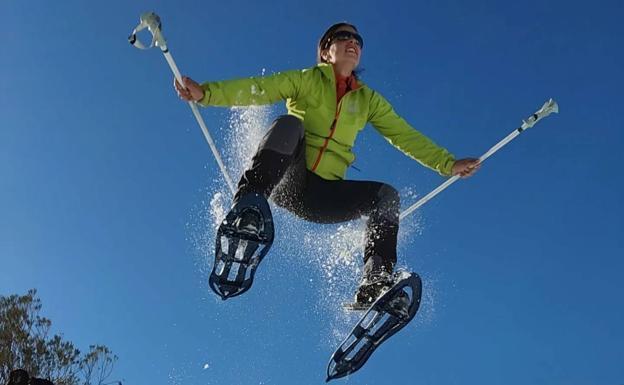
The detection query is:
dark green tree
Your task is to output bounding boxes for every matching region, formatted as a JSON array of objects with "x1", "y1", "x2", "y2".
[{"x1": 0, "y1": 290, "x2": 119, "y2": 385}]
